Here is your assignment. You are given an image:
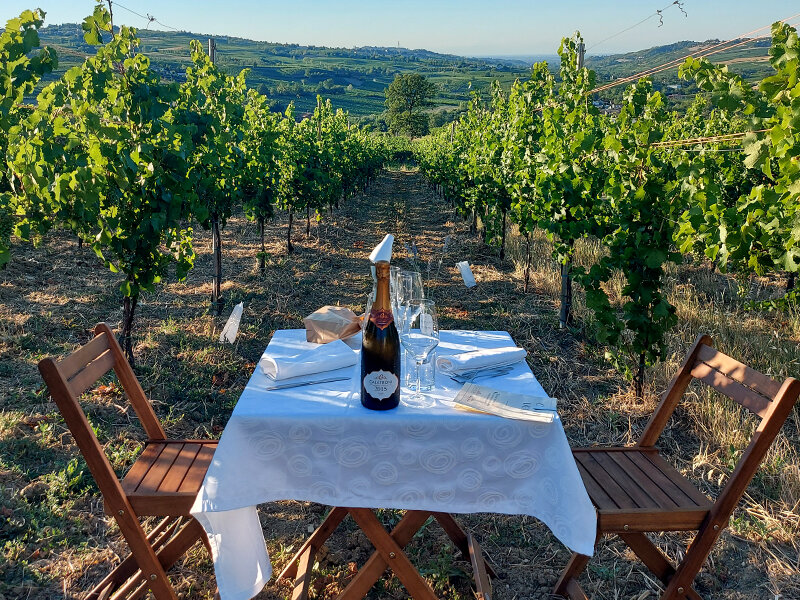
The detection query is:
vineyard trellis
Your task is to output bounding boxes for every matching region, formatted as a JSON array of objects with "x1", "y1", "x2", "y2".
[
  {"x1": 2, "y1": 5, "x2": 799, "y2": 390},
  {"x1": 1, "y1": 4, "x2": 387, "y2": 362},
  {"x1": 414, "y1": 22, "x2": 800, "y2": 395}
]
